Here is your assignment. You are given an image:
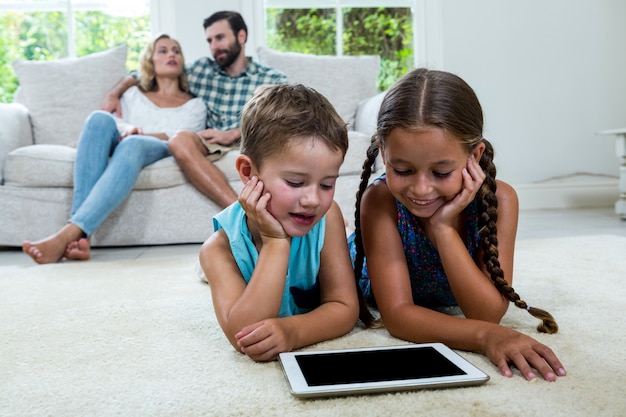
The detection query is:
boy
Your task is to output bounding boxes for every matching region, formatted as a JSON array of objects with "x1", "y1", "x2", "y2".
[{"x1": 199, "y1": 85, "x2": 359, "y2": 362}]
